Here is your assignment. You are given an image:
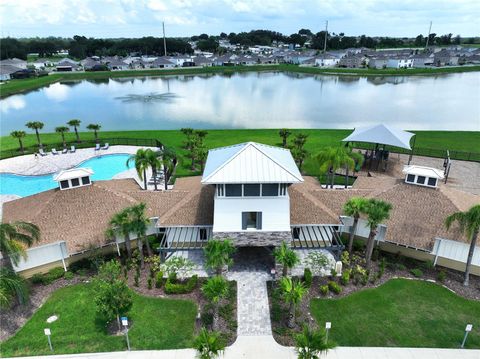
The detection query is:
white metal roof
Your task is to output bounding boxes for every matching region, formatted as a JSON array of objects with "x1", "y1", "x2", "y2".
[
  {"x1": 201, "y1": 142, "x2": 304, "y2": 184},
  {"x1": 342, "y1": 124, "x2": 415, "y2": 150},
  {"x1": 53, "y1": 168, "x2": 94, "y2": 182},
  {"x1": 402, "y1": 165, "x2": 444, "y2": 179}
]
